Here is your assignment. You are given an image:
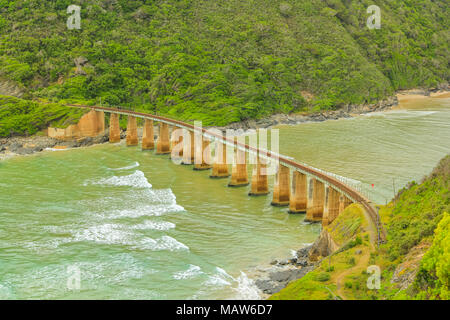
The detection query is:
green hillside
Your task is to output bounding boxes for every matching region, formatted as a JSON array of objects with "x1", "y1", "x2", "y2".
[
  {"x1": 0, "y1": 0, "x2": 448, "y2": 125},
  {"x1": 0, "y1": 95, "x2": 87, "y2": 136},
  {"x1": 270, "y1": 155, "x2": 449, "y2": 300}
]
